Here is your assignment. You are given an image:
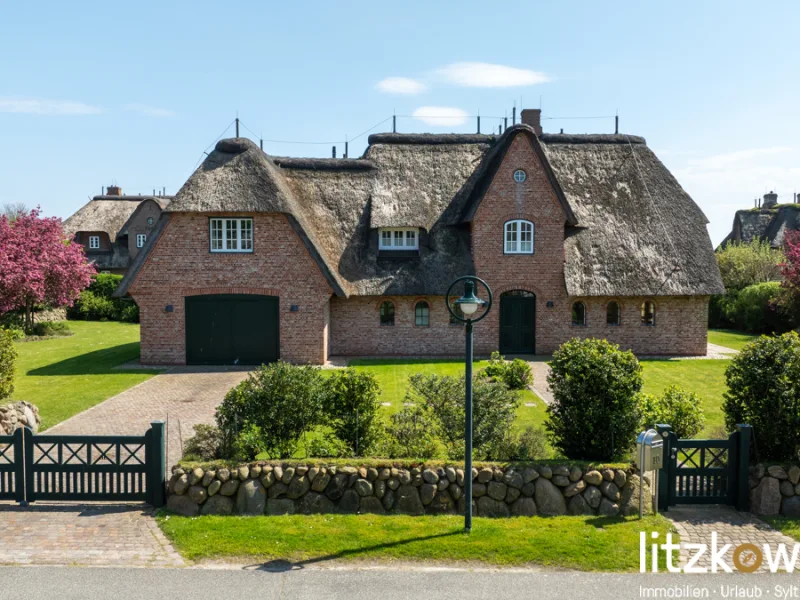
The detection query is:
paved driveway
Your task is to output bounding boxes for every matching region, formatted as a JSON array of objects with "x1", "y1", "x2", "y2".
[{"x1": 47, "y1": 367, "x2": 251, "y2": 466}]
